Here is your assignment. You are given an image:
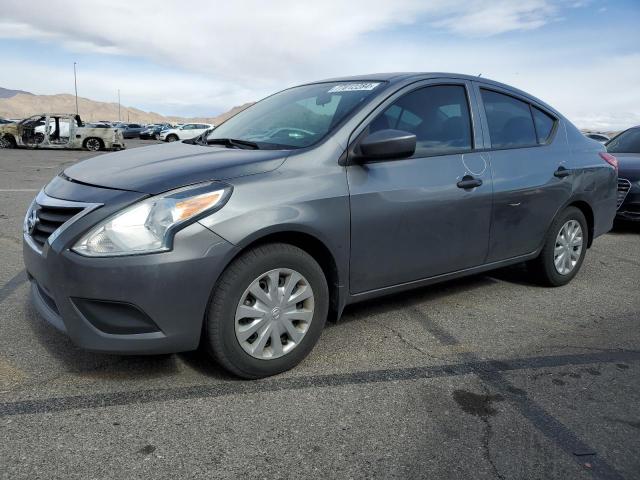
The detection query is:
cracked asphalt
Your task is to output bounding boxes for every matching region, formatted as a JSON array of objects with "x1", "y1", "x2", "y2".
[{"x1": 1, "y1": 140, "x2": 639, "y2": 479}]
